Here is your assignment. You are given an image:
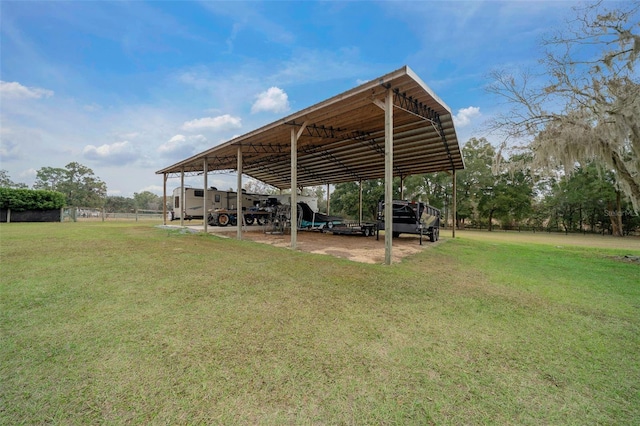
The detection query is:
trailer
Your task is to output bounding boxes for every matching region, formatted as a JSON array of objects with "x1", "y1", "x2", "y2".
[
  {"x1": 206, "y1": 196, "x2": 282, "y2": 227},
  {"x1": 296, "y1": 201, "x2": 344, "y2": 230},
  {"x1": 206, "y1": 207, "x2": 272, "y2": 227},
  {"x1": 326, "y1": 222, "x2": 377, "y2": 237},
  {"x1": 172, "y1": 187, "x2": 322, "y2": 227},
  {"x1": 172, "y1": 187, "x2": 266, "y2": 221},
  {"x1": 376, "y1": 200, "x2": 440, "y2": 243}
]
